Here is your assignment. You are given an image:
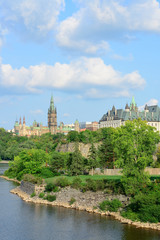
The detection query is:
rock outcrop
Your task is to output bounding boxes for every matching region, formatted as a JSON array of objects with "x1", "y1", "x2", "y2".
[{"x1": 10, "y1": 183, "x2": 160, "y2": 231}]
